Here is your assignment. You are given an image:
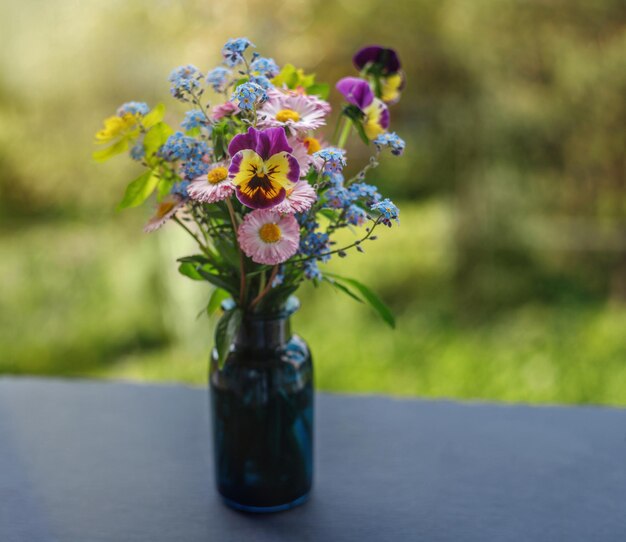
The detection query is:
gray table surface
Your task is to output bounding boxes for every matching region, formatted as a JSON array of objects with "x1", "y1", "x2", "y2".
[{"x1": 0, "y1": 377, "x2": 625, "y2": 542}]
